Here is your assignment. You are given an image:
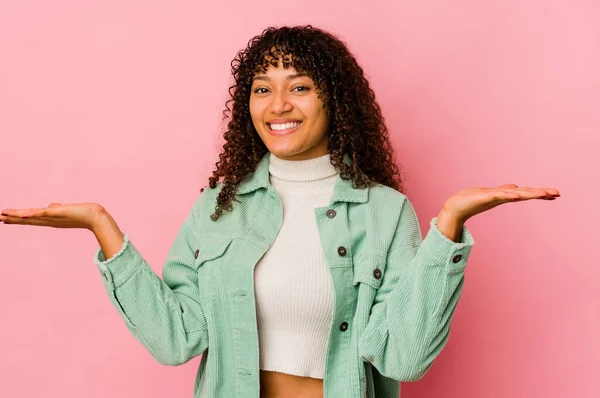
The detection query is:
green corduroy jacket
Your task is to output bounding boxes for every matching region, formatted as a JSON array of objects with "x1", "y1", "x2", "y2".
[{"x1": 94, "y1": 153, "x2": 475, "y2": 398}]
